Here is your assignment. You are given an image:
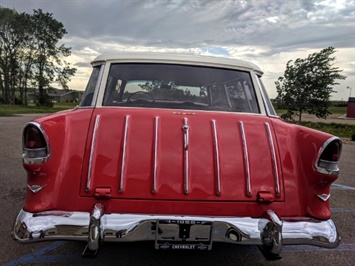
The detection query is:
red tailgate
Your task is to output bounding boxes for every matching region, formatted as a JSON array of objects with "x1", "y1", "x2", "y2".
[{"x1": 80, "y1": 108, "x2": 284, "y2": 202}]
